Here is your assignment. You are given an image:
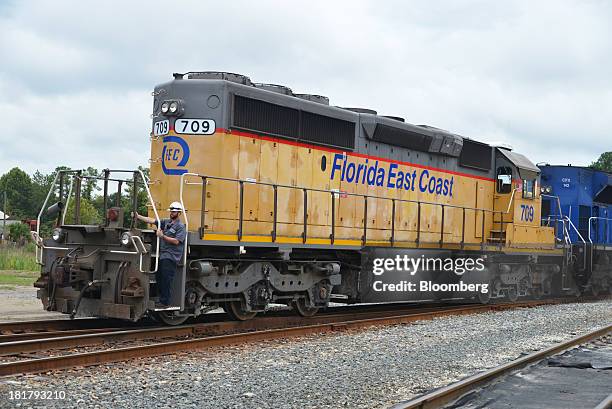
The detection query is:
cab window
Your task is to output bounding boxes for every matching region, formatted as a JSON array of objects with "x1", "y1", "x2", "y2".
[
  {"x1": 522, "y1": 179, "x2": 535, "y2": 199},
  {"x1": 496, "y1": 167, "x2": 512, "y2": 194}
]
